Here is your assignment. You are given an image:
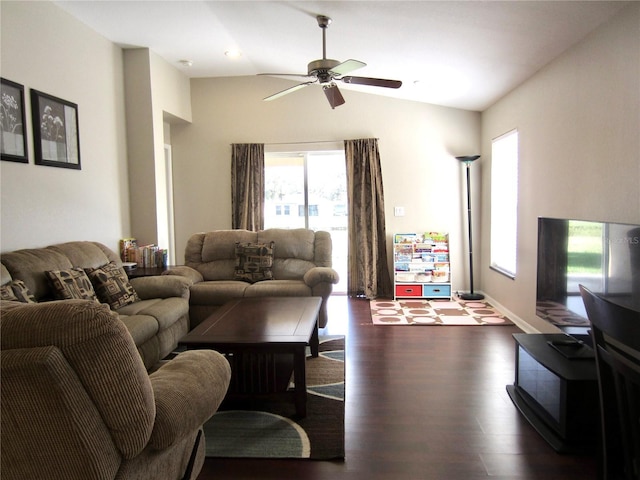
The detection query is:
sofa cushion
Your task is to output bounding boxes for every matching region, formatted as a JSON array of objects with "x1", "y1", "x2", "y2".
[
  {"x1": 185, "y1": 230, "x2": 257, "y2": 281},
  {"x1": 45, "y1": 268, "x2": 99, "y2": 302},
  {"x1": 1, "y1": 248, "x2": 73, "y2": 300},
  {"x1": 234, "y1": 241, "x2": 275, "y2": 283},
  {"x1": 189, "y1": 281, "x2": 248, "y2": 306},
  {"x1": 47, "y1": 241, "x2": 117, "y2": 270},
  {"x1": 116, "y1": 297, "x2": 189, "y2": 331},
  {"x1": 1, "y1": 280, "x2": 37, "y2": 303},
  {"x1": 258, "y1": 228, "x2": 315, "y2": 261},
  {"x1": 85, "y1": 262, "x2": 140, "y2": 310},
  {"x1": 258, "y1": 229, "x2": 317, "y2": 279},
  {"x1": 200, "y1": 230, "x2": 257, "y2": 263}
]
